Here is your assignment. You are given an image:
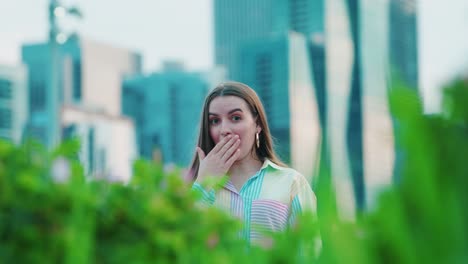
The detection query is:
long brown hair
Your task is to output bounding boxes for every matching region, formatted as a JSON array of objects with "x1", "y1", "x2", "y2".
[{"x1": 188, "y1": 81, "x2": 286, "y2": 180}]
